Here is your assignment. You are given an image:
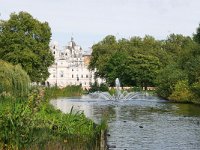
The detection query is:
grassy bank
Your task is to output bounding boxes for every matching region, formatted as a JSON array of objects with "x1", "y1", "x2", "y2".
[{"x1": 0, "y1": 86, "x2": 107, "y2": 149}]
